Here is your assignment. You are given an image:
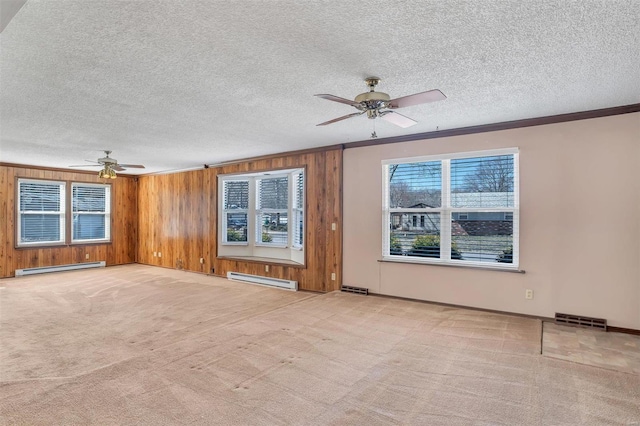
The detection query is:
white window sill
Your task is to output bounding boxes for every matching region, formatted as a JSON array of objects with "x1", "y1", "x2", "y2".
[
  {"x1": 17, "y1": 242, "x2": 66, "y2": 248},
  {"x1": 379, "y1": 256, "x2": 525, "y2": 273},
  {"x1": 255, "y1": 243, "x2": 288, "y2": 249},
  {"x1": 71, "y1": 239, "x2": 110, "y2": 244}
]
